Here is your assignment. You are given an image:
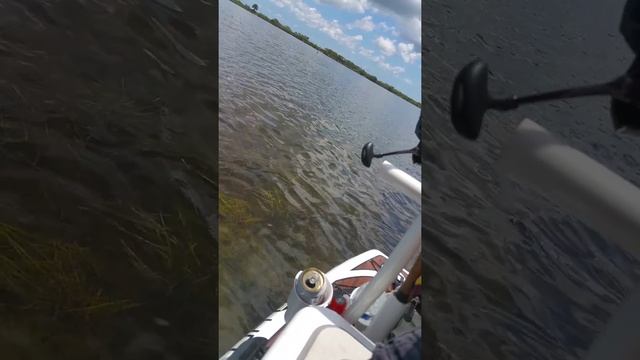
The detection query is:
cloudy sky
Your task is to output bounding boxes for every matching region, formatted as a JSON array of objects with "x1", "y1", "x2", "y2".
[{"x1": 245, "y1": 0, "x2": 421, "y2": 101}]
